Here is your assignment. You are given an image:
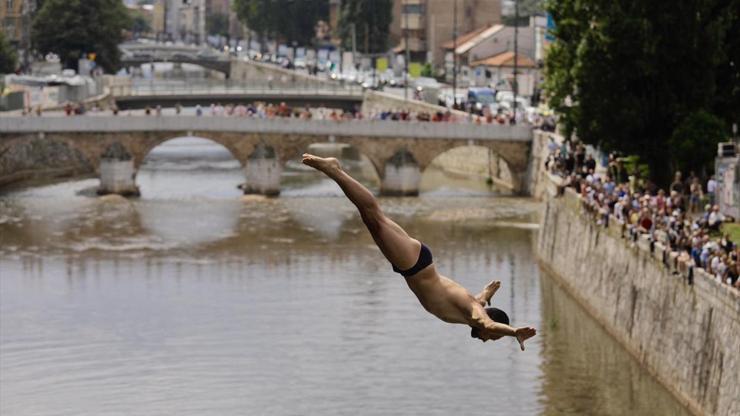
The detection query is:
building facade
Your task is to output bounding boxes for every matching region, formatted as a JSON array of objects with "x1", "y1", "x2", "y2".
[
  {"x1": 153, "y1": 0, "x2": 206, "y2": 44},
  {"x1": 441, "y1": 16, "x2": 548, "y2": 93},
  {"x1": 390, "y1": 0, "x2": 501, "y2": 67},
  {"x1": 0, "y1": 0, "x2": 36, "y2": 66}
]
